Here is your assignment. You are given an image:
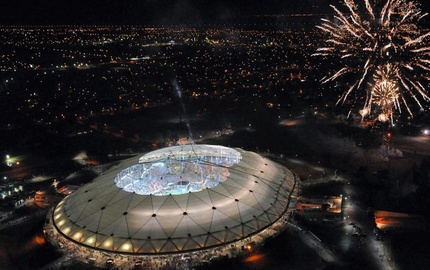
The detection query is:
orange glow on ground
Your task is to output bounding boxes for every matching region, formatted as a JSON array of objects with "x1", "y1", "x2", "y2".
[
  {"x1": 34, "y1": 236, "x2": 46, "y2": 245},
  {"x1": 18, "y1": 234, "x2": 46, "y2": 253},
  {"x1": 244, "y1": 253, "x2": 265, "y2": 263}
]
